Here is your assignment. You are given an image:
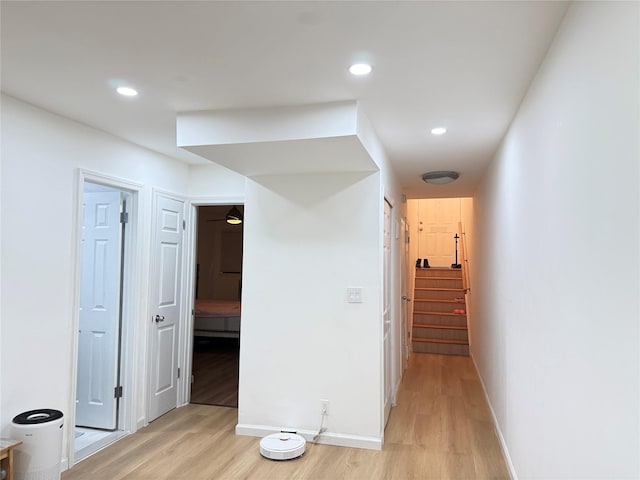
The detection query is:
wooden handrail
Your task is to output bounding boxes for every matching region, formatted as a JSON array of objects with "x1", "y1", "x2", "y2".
[{"x1": 458, "y1": 222, "x2": 470, "y2": 292}]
